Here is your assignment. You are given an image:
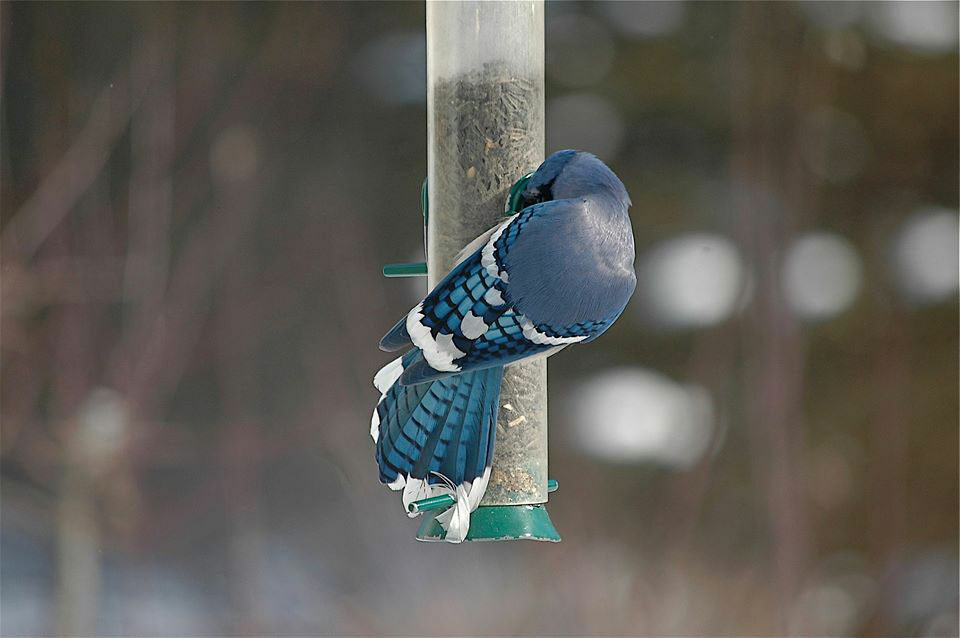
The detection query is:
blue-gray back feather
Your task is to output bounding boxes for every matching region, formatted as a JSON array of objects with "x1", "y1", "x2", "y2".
[{"x1": 500, "y1": 198, "x2": 636, "y2": 327}]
